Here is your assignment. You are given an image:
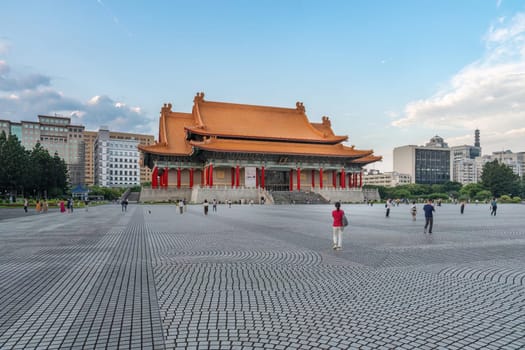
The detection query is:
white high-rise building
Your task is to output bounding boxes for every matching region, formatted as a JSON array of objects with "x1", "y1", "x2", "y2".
[
  {"x1": 476, "y1": 151, "x2": 525, "y2": 180},
  {"x1": 449, "y1": 130, "x2": 482, "y2": 185},
  {"x1": 94, "y1": 127, "x2": 141, "y2": 187}
]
